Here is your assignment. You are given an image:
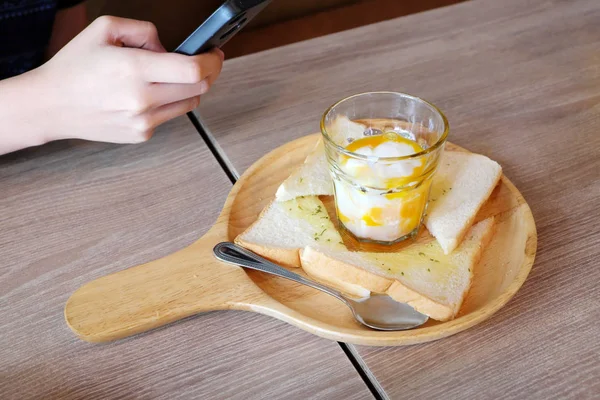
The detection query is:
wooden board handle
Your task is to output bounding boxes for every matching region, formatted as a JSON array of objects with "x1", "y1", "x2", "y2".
[{"x1": 65, "y1": 229, "x2": 266, "y2": 343}]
